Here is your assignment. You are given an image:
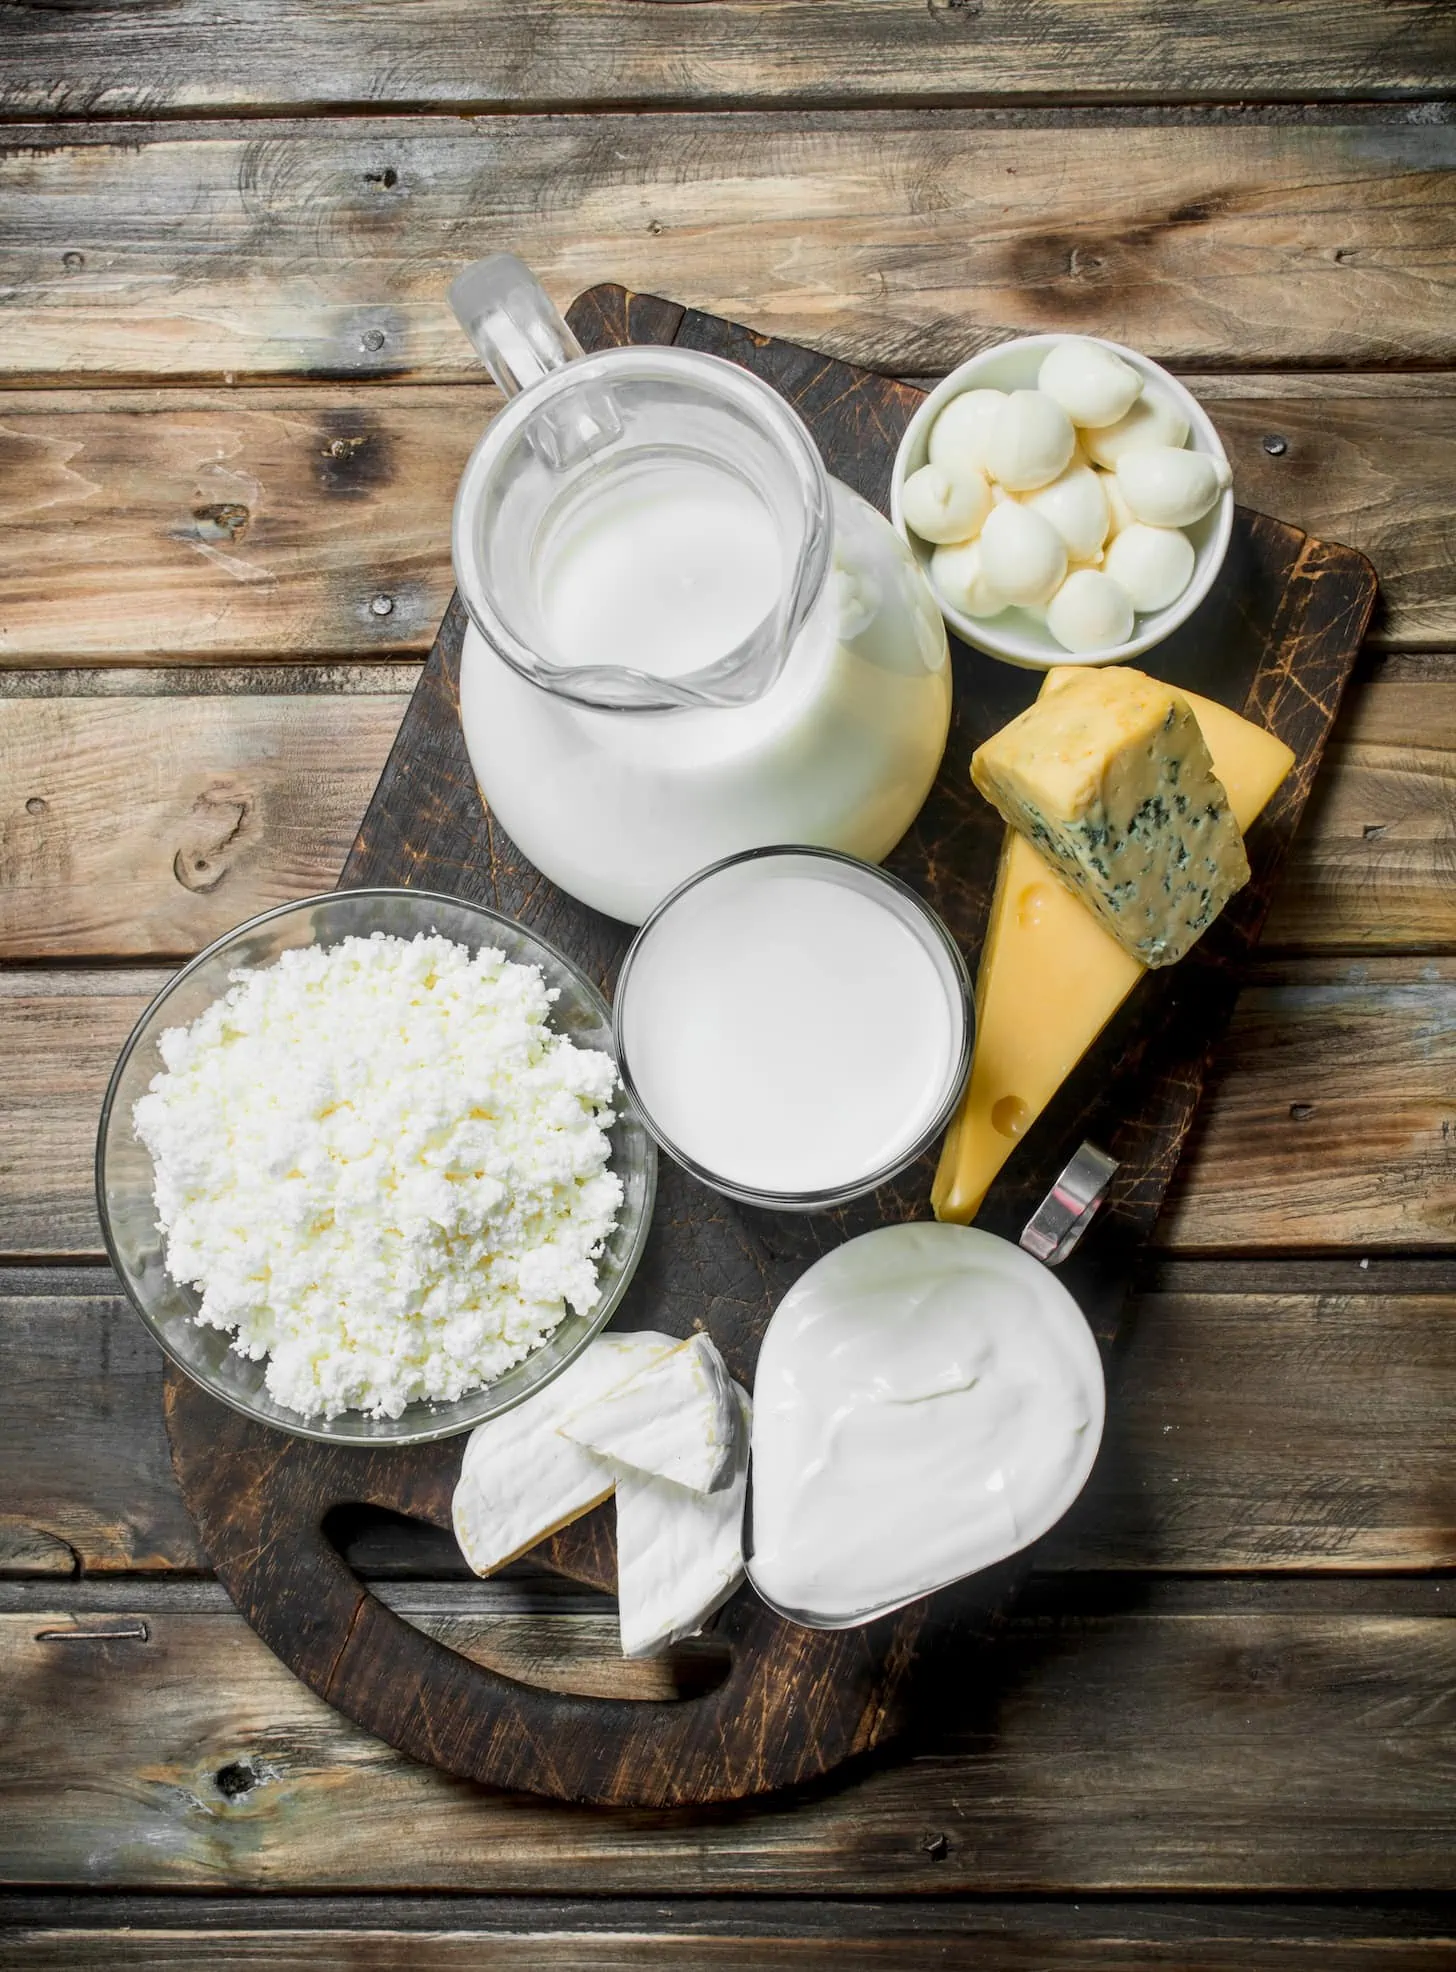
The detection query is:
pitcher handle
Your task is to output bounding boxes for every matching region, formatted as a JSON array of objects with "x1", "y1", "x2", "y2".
[{"x1": 449, "y1": 253, "x2": 584, "y2": 399}]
